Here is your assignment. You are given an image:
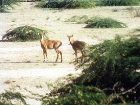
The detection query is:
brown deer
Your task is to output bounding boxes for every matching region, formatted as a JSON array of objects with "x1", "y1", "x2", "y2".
[
  {"x1": 40, "y1": 32, "x2": 62, "y2": 63},
  {"x1": 67, "y1": 35, "x2": 86, "y2": 63}
]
